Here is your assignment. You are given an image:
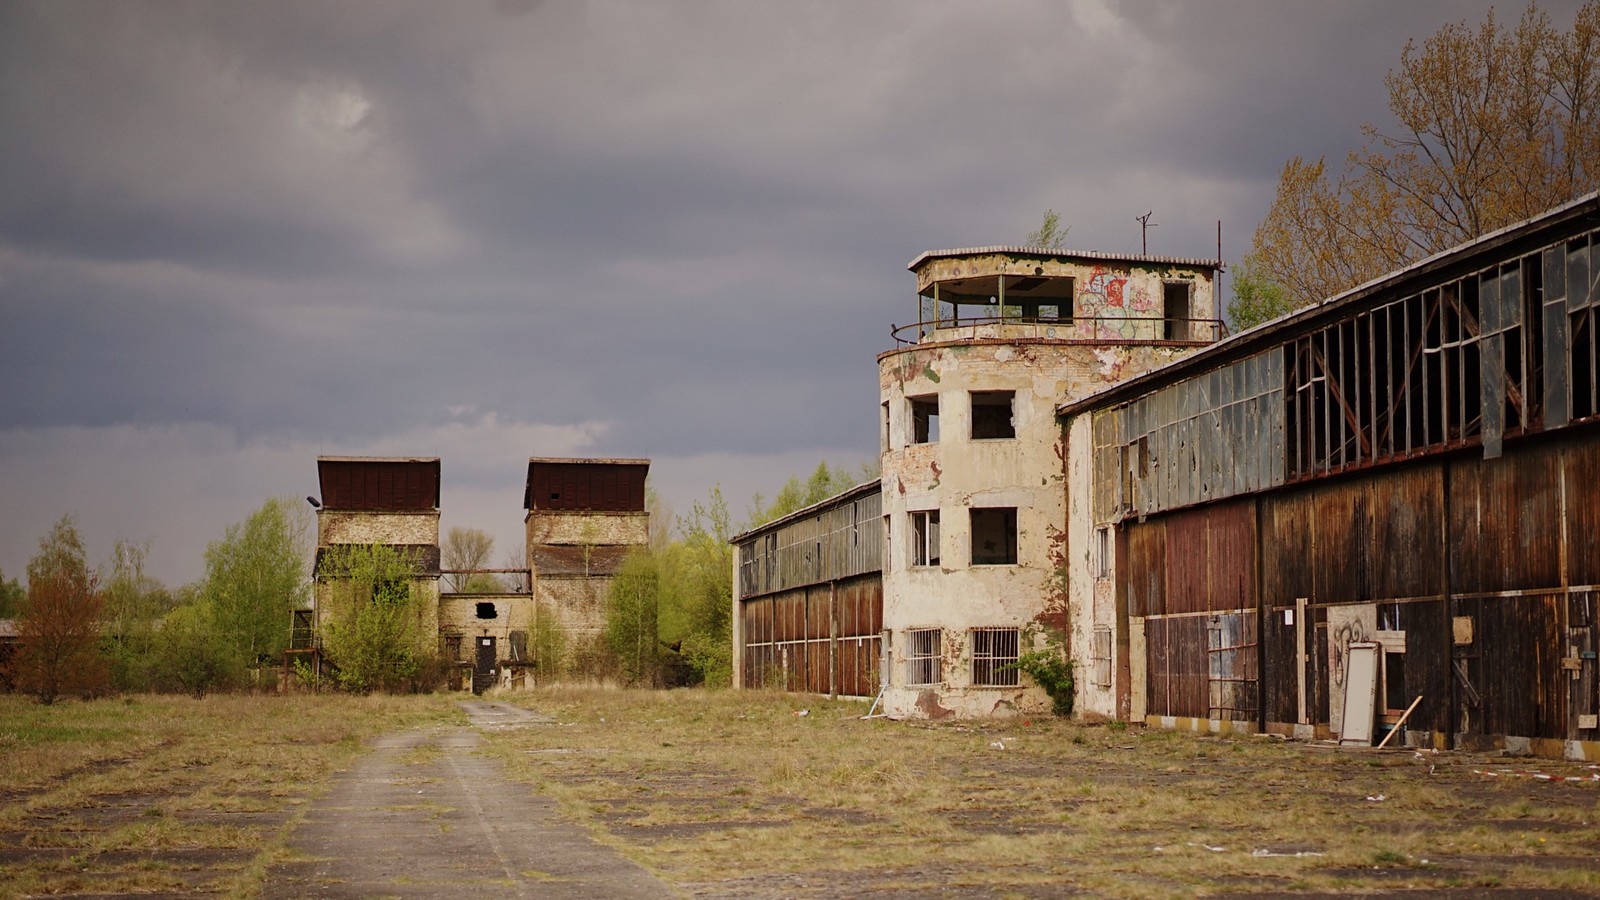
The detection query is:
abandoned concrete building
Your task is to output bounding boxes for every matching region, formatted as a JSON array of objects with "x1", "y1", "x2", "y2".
[
  {"x1": 298, "y1": 455, "x2": 649, "y2": 692},
  {"x1": 736, "y1": 192, "x2": 1600, "y2": 760},
  {"x1": 735, "y1": 246, "x2": 1226, "y2": 716},
  {"x1": 300, "y1": 456, "x2": 443, "y2": 683}
]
